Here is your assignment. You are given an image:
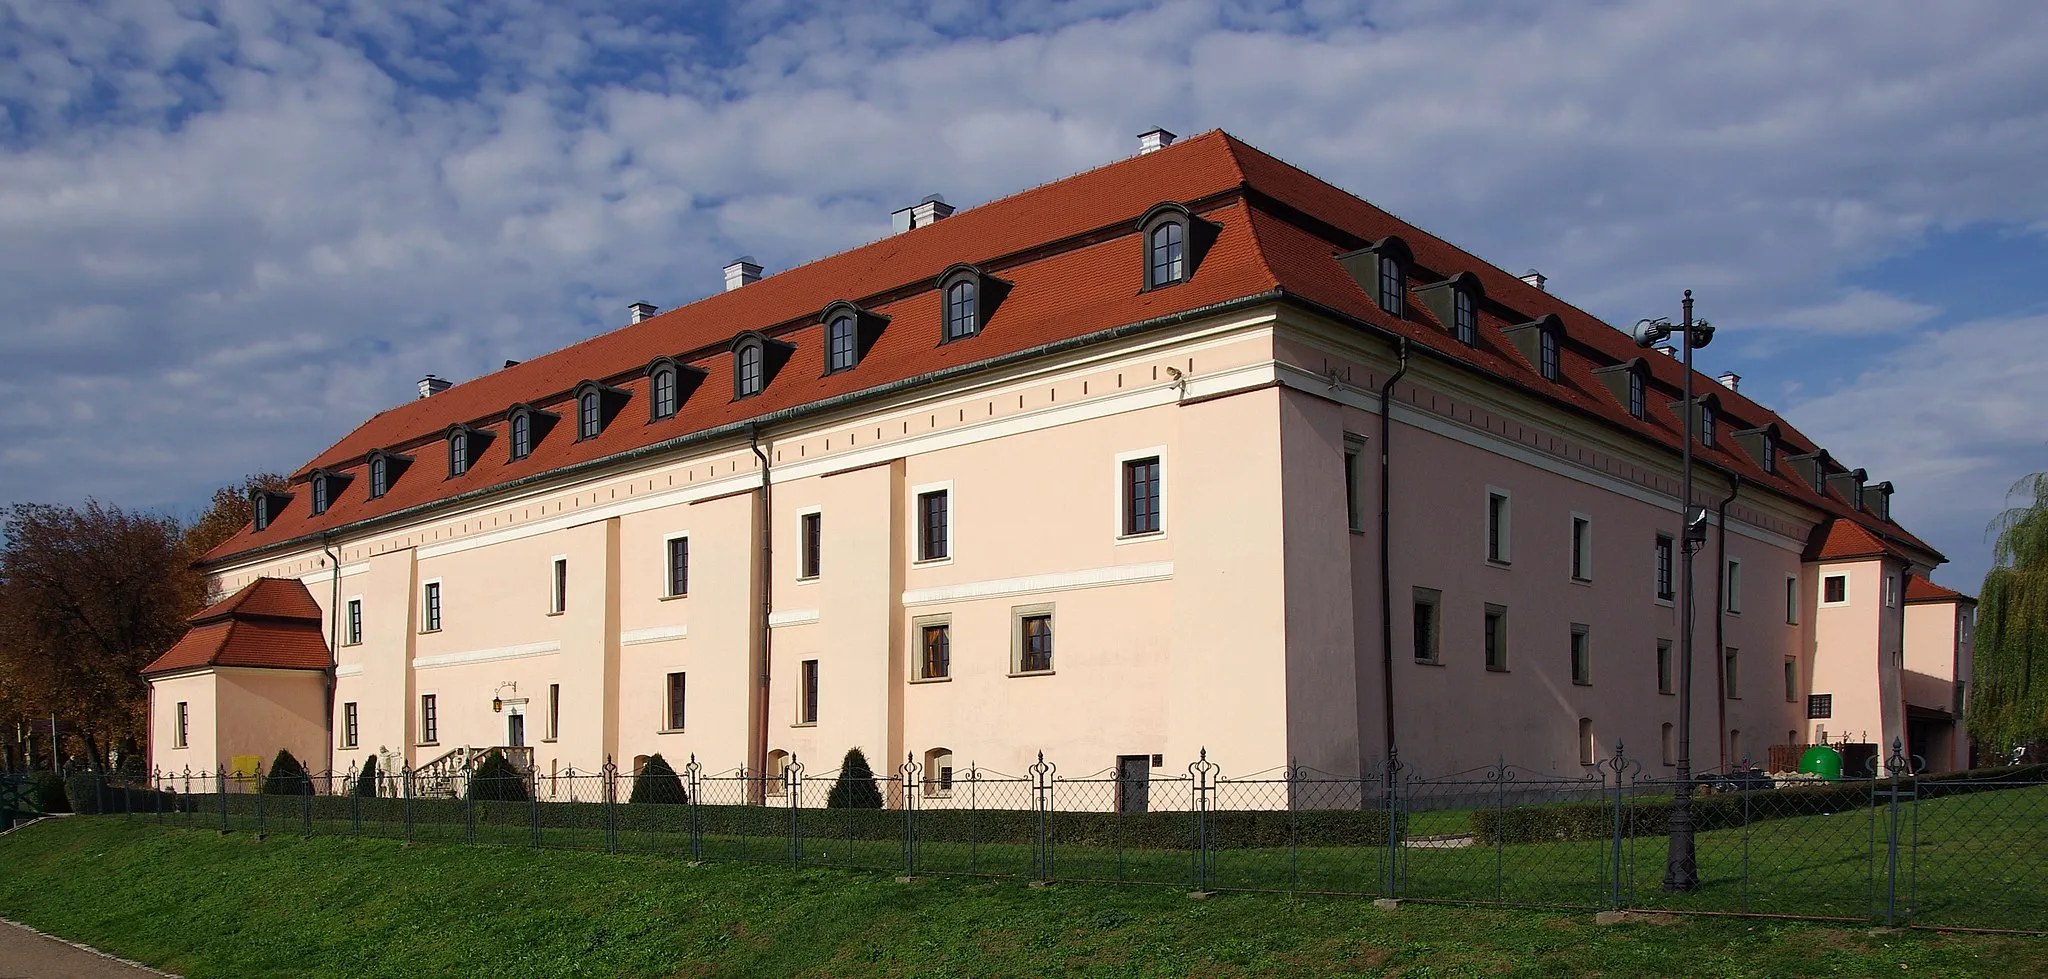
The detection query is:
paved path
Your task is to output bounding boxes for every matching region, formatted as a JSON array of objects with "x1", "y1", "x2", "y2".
[{"x1": 0, "y1": 920, "x2": 177, "y2": 978}]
